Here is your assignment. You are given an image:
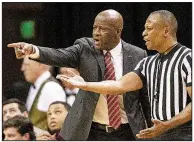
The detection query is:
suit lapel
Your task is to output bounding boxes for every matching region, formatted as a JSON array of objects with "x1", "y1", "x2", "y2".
[
  {"x1": 90, "y1": 45, "x2": 106, "y2": 80},
  {"x1": 122, "y1": 40, "x2": 134, "y2": 75},
  {"x1": 122, "y1": 40, "x2": 134, "y2": 103},
  {"x1": 91, "y1": 40, "x2": 134, "y2": 80}
]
